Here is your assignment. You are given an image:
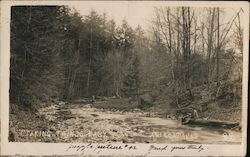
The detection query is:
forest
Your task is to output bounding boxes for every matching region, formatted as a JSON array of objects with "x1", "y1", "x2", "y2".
[{"x1": 9, "y1": 6, "x2": 244, "y2": 142}]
